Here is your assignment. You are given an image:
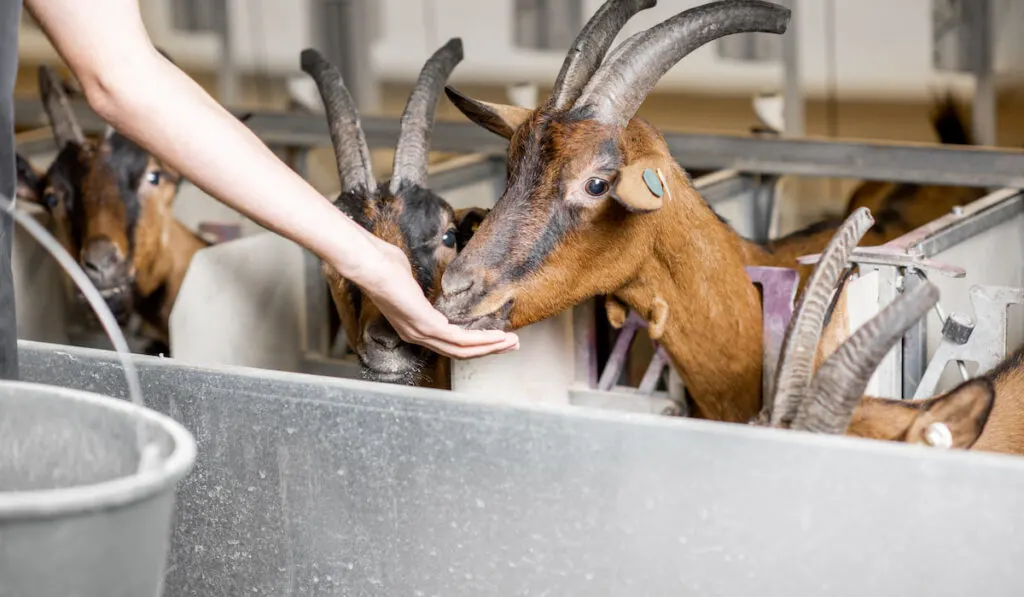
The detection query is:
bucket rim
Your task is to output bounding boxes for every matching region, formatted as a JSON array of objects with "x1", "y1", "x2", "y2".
[{"x1": 0, "y1": 380, "x2": 197, "y2": 520}]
